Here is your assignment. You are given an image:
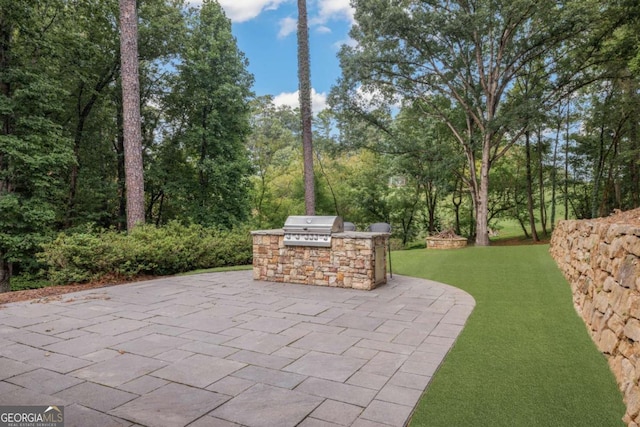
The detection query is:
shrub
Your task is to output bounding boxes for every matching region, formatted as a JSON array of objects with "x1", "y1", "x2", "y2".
[{"x1": 39, "y1": 222, "x2": 252, "y2": 285}]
